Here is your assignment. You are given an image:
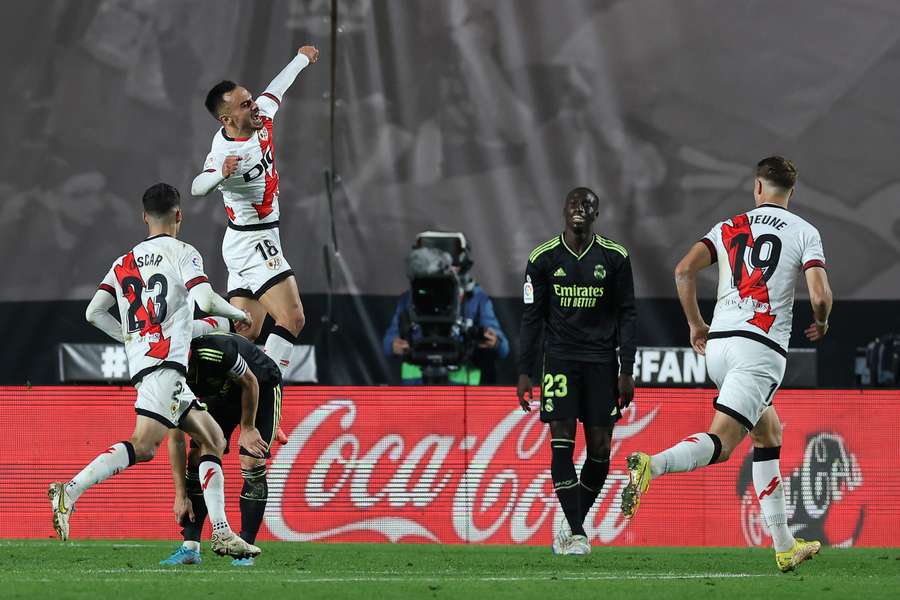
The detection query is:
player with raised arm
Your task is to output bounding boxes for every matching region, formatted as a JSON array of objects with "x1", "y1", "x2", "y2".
[
  {"x1": 161, "y1": 331, "x2": 282, "y2": 567},
  {"x1": 517, "y1": 187, "x2": 637, "y2": 555},
  {"x1": 49, "y1": 183, "x2": 259, "y2": 560},
  {"x1": 621, "y1": 157, "x2": 833, "y2": 572},
  {"x1": 191, "y1": 46, "x2": 318, "y2": 381}
]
